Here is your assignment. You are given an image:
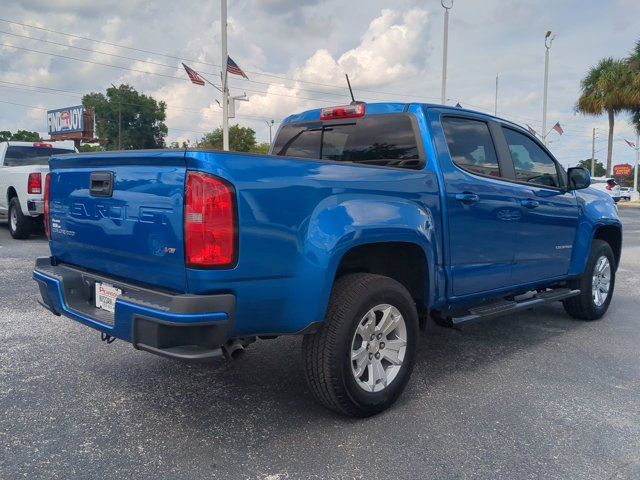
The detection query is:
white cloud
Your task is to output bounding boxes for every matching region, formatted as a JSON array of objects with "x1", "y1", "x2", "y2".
[{"x1": 293, "y1": 9, "x2": 428, "y2": 88}]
